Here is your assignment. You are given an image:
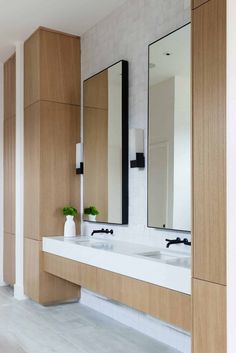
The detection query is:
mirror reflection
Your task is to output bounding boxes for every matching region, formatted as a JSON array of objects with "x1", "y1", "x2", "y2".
[
  {"x1": 83, "y1": 61, "x2": 128, "y2": 225},
  {"x1": 148, "y1": 24, "x2": 191, "y2": 231}
]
